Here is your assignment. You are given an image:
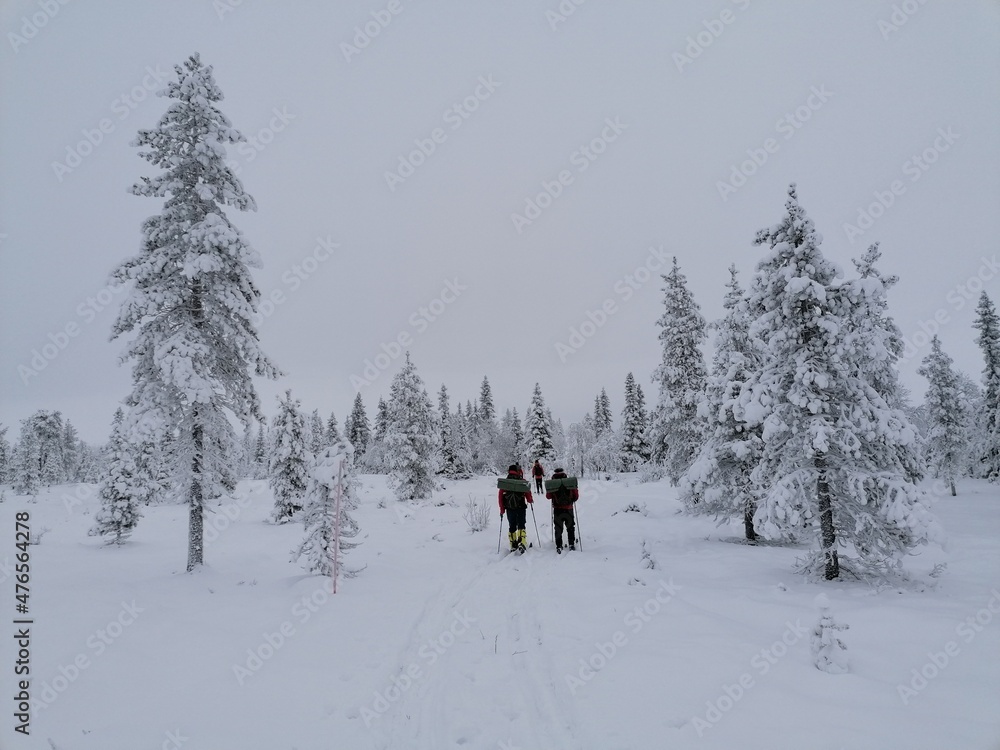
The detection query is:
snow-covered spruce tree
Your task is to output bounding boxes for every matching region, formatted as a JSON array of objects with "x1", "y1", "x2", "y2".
[
  {"x1": 110, "y1": 54, "x2": 279, "y2": 570},
  {"x1": 496, "y1": 408, "x2": 523, "y2": 467},
  {"x1": 594, "y1": 389, "x2": 613, "y2": 438},
  {"x1": 90, "y1": 409, "x2": 143, "y2": 545},
  {"x1": 619, "y1": 372, "x2": 651, "y2": 471},
  {"x1": 250, "y1": 422, "x2": 267, "y2": 479},
  {"x1": 62, "y1": 419, "x2": 81, "y2": 482},
  {"x1": 385, "y1": 353, "x2": 439, "y2": 500},
  {"x1": 238, "y1": 423, "x2": 255, "y2": 479},
  {"x1": 648, "y1": 257, "x2": 708, "y2": 484},
  {"x1": 347, "y1": 393, "x2": 370, "y2": 458},
  {"x1": 0, "y1": 424, "x2": 10, "y2": 484},
  {"x1": 738, "y1": 186, "x2": 939, "y2": 580},
  {"x1": 918, "y1": 336, "x2": 969, "y2": 496},
  {"x1": 847, "y1": 244, "x2": 924, "y2": 484},
  {"x1": 437, "y1": 384, "x2": 463, "y2": 478},
  {"x1": 811, "y1": 594, "x2": 849, "y2": 674},
  {"x1": 12, "y1": 421, "x2": 40, "y2": 495},
  {"x1": 325, "y1": 411, "x2": 340, "y2": 446},
  {"x1": 306, "y1": 410, "x2": 324, "y2": 455},
  {"x1": 973, "y1": 292, "x2": 1000, "y2": 479},
  {"x1": 293, "y1": 440, "x2": 360, "y2": 578},
  {"x1": 523, "y1": 383, "x2": 556, "y2": 464},
  {"x1": 21, "y1": 411, "x2": 67, "y2": 487},
  {"x1": 681, "y1": 265, "x2": 764, "y2": 541},
  {"x1": 955, "y1": 373, "x2": 984, "y2": 477},
  {"x1": 268, "y1": 391, "x2": 310, "y2": 523}
]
